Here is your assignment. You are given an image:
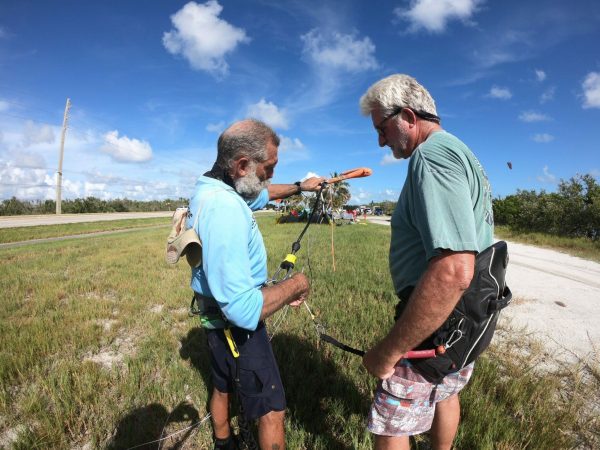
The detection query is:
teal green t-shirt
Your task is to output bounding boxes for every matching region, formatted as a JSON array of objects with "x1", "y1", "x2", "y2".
[{"x1": 389, "y1": 130, "x2": 494, "y2": 294}]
